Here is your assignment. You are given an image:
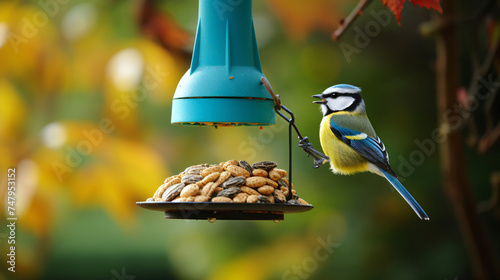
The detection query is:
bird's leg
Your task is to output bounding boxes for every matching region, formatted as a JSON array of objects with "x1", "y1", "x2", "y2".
[{"x1": 298, "y1": 137, "x2": 329, "y2": 168}]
